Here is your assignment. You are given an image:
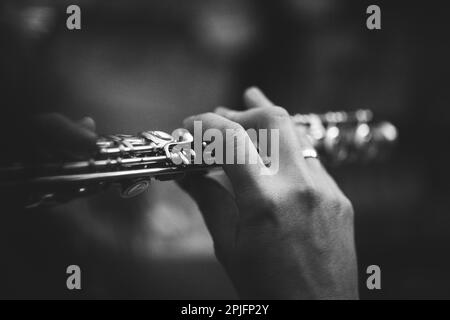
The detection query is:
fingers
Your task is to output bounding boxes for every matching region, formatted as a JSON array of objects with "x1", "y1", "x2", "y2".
[
  {"x1": 242, "y1": 87, "x2": 313, "y2": 151},
  {"x1": 217, "y1": 88, "x2": 340, "y2": 189},
  {"x1": 215, "y1": 106, "x2": 308, "y2": 175},
  {"x1": 177, "y1": 174, "x2": 237, "y2": 260},
  {"x1": 183, "y1": 112, "x2": 265, "y2": 195},
  {"x1": 77, "y1": 116, "x2": 96, "y2": 132},
  {"x1": 34, "y1": 113, "x2": 98, "y2": 158},
  {"x1": 244, "y1": 90, "x2": 340, "y2": 194},
  {"x1": 243, "y1": 87, "x2": 274, "y2": 109}
]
